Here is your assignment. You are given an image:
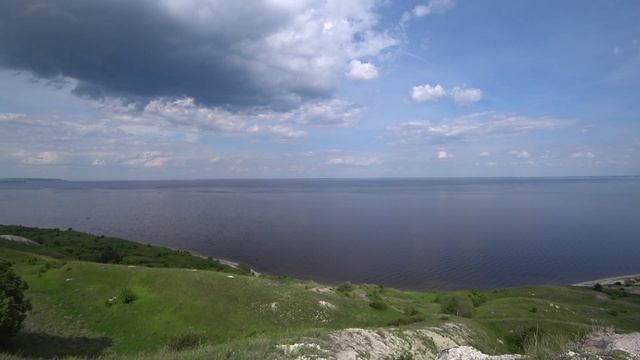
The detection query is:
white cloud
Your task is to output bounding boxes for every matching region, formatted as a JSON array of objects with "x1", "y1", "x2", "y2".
[
  {"x1": 346, "y1": 60, "x2": 379, "y2": 81},
  {"x1": 391, "y1": 112, "x2": 567, "y2": 144},
  {"x1": 571, "y1": 151, "x2": 596, "y2": 158},
  {"x1": 325, "y1": 155, "x2": 382, "y2": 166},
  {"x1": 479, "y1": 151, "x2": 490, "y2": 157},
  {"x1": 291, "y1": 99, "x2": 364, "y2": 127},
  {"x1": 0, "y1": 113, "x2": 26, "y2": 122},
  {"x1": 92, "y1": 158, "x2": 106, "y2": 166},
  {"x1": 124, "y1": 152, "x2": 172, "y2": 168},
  {"x1": 403, "y1": 0, "x2": 455, "y2": 23},
  {"x1": 411, "y1": 84, "x2": 447, "y2": 103},
  {"x1": 102, "y1": 97, "x2": 363, "y2": 139},
  {"x1": 20, "y1": 151, "x2": 59, "y2": 165},
  {"x1": 436, "y1": 149, "x2": 452, "y2": 160},
  {"x1": 511, "y1": 150, "x2": 530, "y2": 159},
  {"x1": 411, "y1": 84, "x2": 482, "y2": 104},
  {"x1": 268, "y1": 125, "x2": 308, "y2": 140},
  {"x1": 451, "y1": 86, "x2": 483, "y2": 105}
]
